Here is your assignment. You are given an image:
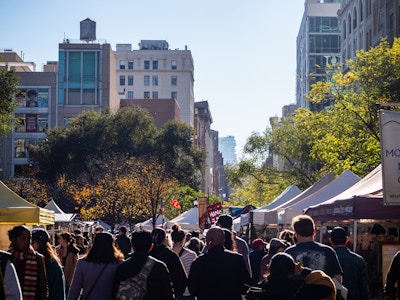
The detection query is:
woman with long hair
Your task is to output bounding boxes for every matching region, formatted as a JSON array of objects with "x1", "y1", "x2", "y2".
[
  {"x1": 67, "y1": 232, "x2": 124, "y2": 300},
  {"x1": 55, "y1": 232, "x2": 79, "y2": 291},
  {"x1": 171, "y1": 224, "x2": 197, "y2": 300},
  {"x1": 8, "y1": 225, "x2": 48, "y2": 300},
  {"x1": 31, "y1": 228, "x2": 66, "y2": 300}
]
